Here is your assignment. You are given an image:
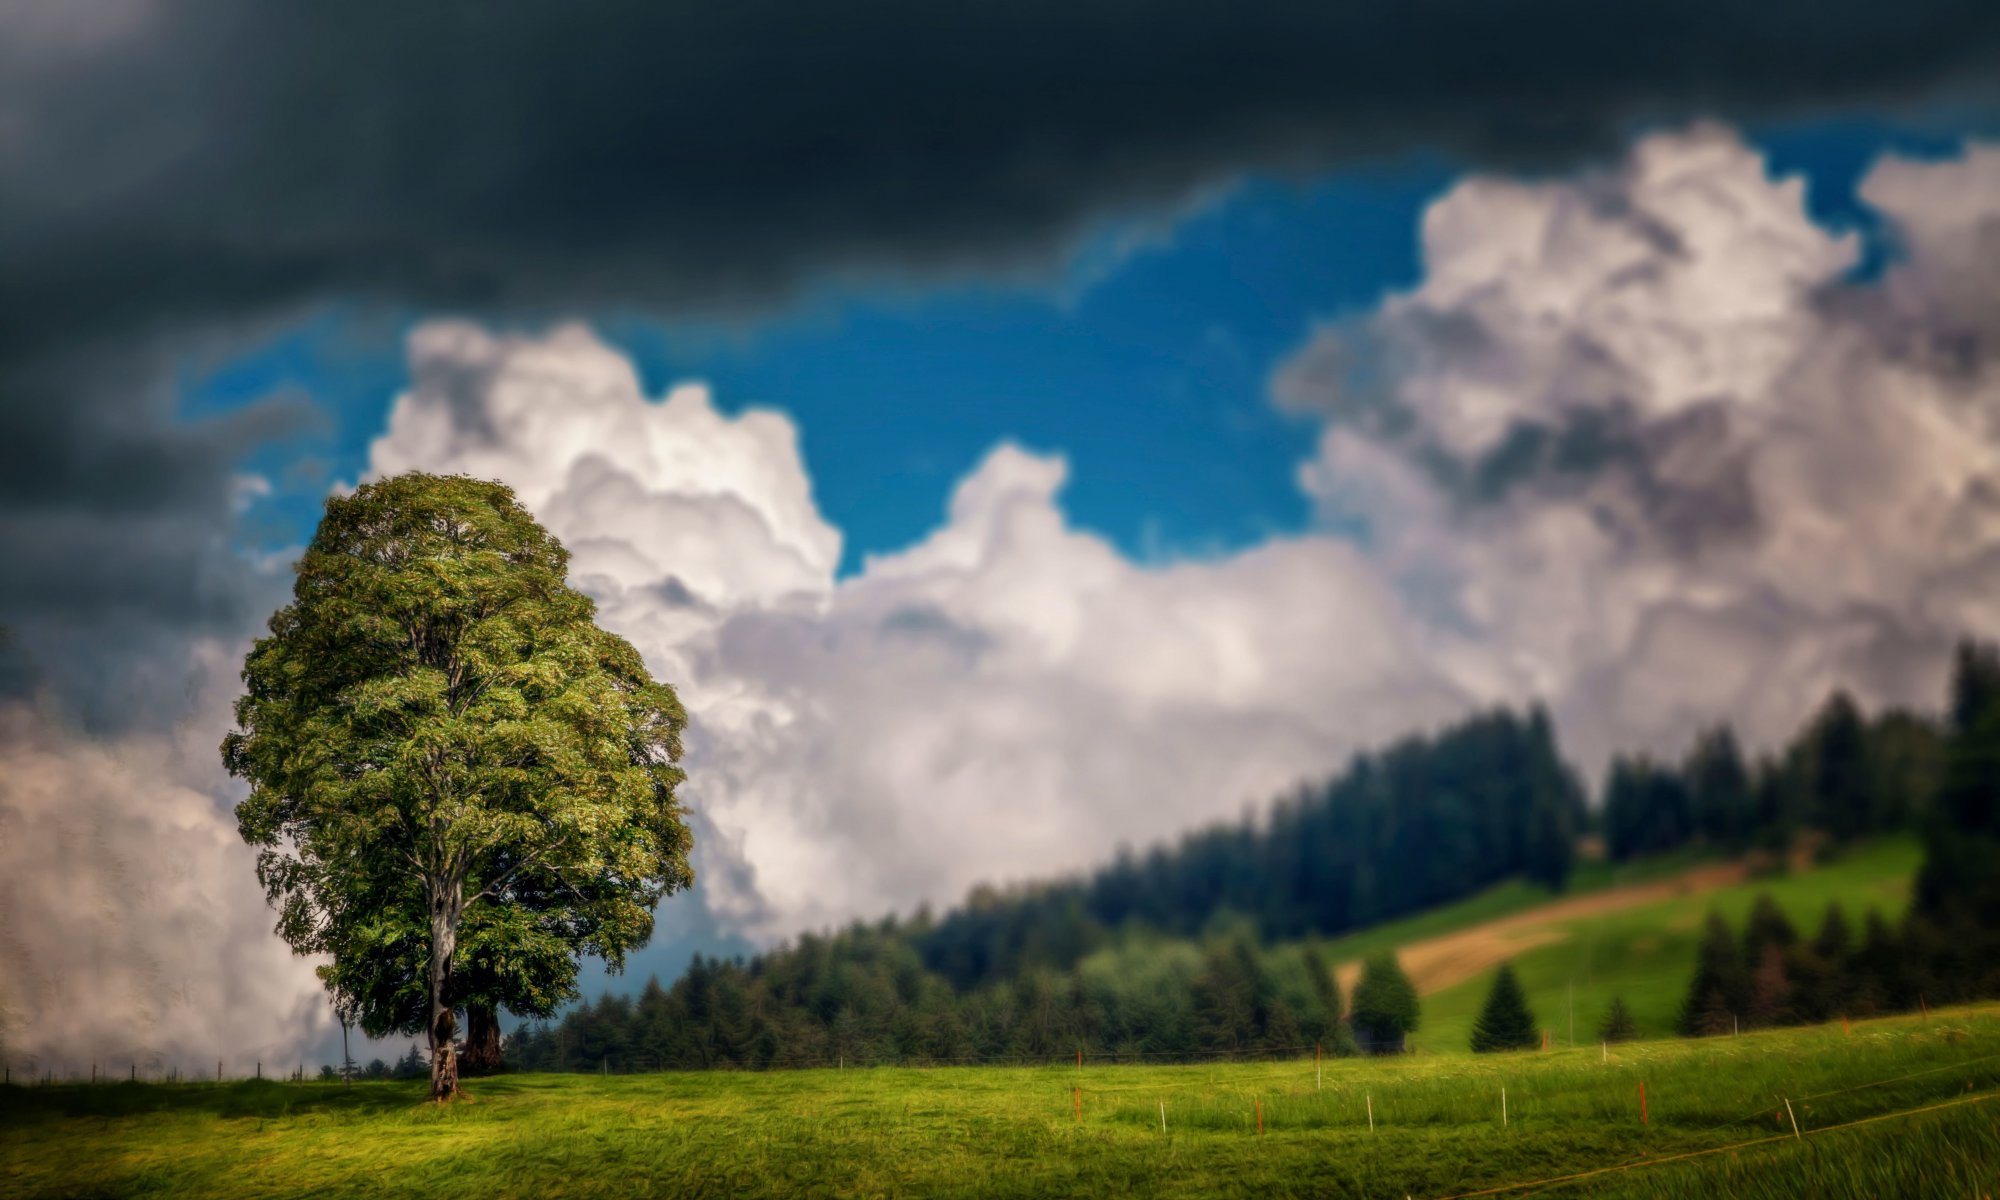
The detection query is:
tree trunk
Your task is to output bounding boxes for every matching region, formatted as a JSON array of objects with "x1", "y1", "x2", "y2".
[
  {"x1": 461, "y1": 1002, "x2": 504, "y2": 1075},
  {"x1": 427, "y1": 879, "x2": 463, "y2": 1102}
]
